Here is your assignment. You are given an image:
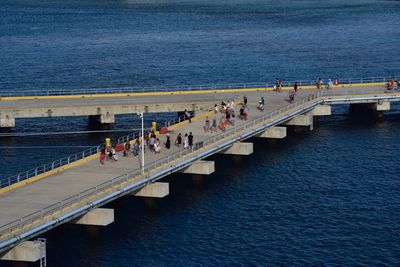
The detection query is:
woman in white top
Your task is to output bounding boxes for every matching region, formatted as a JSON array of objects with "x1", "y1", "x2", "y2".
[
  {"x1": 184, "y1": 134, "x2": 189, "y2": 149},
  {"x1": 154, "y1": 139, "x2": 161, "y2": 153}
]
